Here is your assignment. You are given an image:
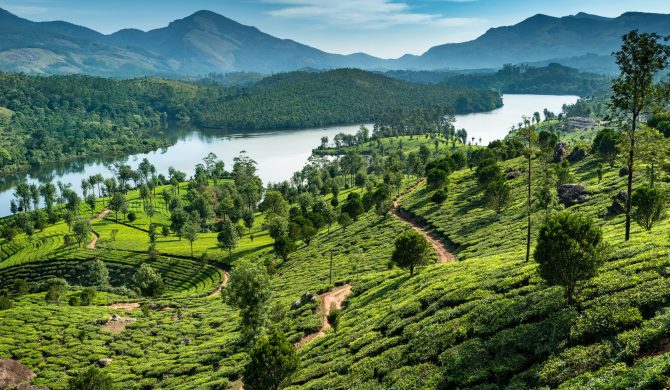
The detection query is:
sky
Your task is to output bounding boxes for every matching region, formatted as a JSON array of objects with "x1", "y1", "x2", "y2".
[{"x1": 1, "y1": 0, "x2": 669, "y2": 58}]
